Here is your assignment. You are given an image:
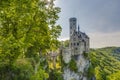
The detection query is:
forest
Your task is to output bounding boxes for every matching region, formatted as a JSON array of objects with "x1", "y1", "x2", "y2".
[
  {"x1": 0, "y1": 0, "x2": 120, "y2": 80},
  {"x1": 89, "y1": 47, "x2": 120, "y2": 80}
]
